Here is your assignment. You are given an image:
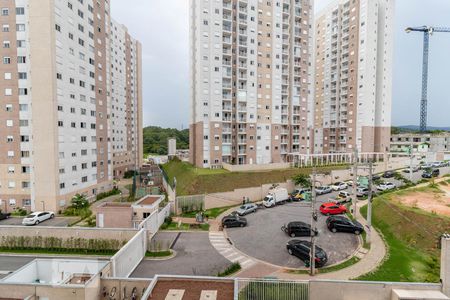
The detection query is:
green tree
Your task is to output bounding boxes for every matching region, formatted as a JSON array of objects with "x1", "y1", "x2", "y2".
[
  {"x1": 143, "y1": 126, "x2": 189, "y2": 155},
  {"x1": 292, "y1": 174, "x2": 311, "y2": 188},
  {"x1": 71, "y1": 194, "x2": 89, "y2": 209}
]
